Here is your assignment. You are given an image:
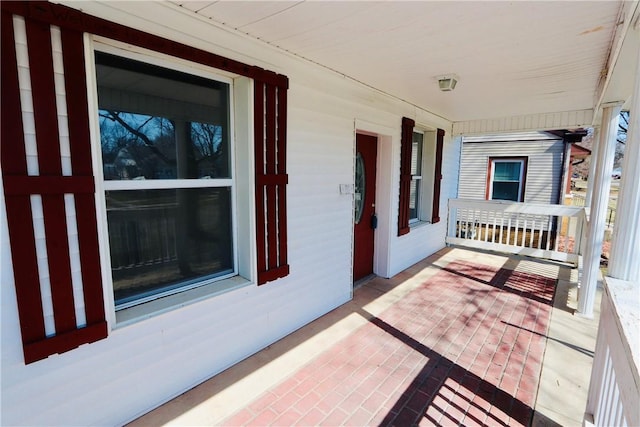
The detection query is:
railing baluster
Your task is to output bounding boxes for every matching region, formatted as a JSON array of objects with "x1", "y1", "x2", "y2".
[
  {"x1": 553, "y1": 216, "x2": 560, "y2": 252},
  {"x1": 566, "y1": 216, "x2": 573, "y2": 254},
  {"x1": 602, "y1": 359, "x2": 616, "y2": 425},
  {"x1": 483, "y1": 210, "x2": 489, "y2": 241},
  {"x1": 529, "y1": 217, "x2": 535, "y2": 247},
  {"x1": 575, "y1": 213, "x2": 583, "y2": 255},
  {"x1": 465, "y1": 209, "x2": 471, "y2": 240},
  {"x1": 492, "y1": 215, "x2": 497, "y2": 243},
  {"x1": 545, "y1": 216, "x2": 551, "y2": 251},
  {"x1": 480, "y1": 211, "x2": 489, "y2": 242},
  {"x1": 506, "y1": 216, "x2": 512, "y2": 245},
  {"x1": 611, "y1": 387, "x2": 623, "y2": 426},
  {"x1": 537, "y1": 217, "x2": 543, "y2": 249},
  {"x1": 595, "y1": 349, "x2": 608, "y2": 425}
]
